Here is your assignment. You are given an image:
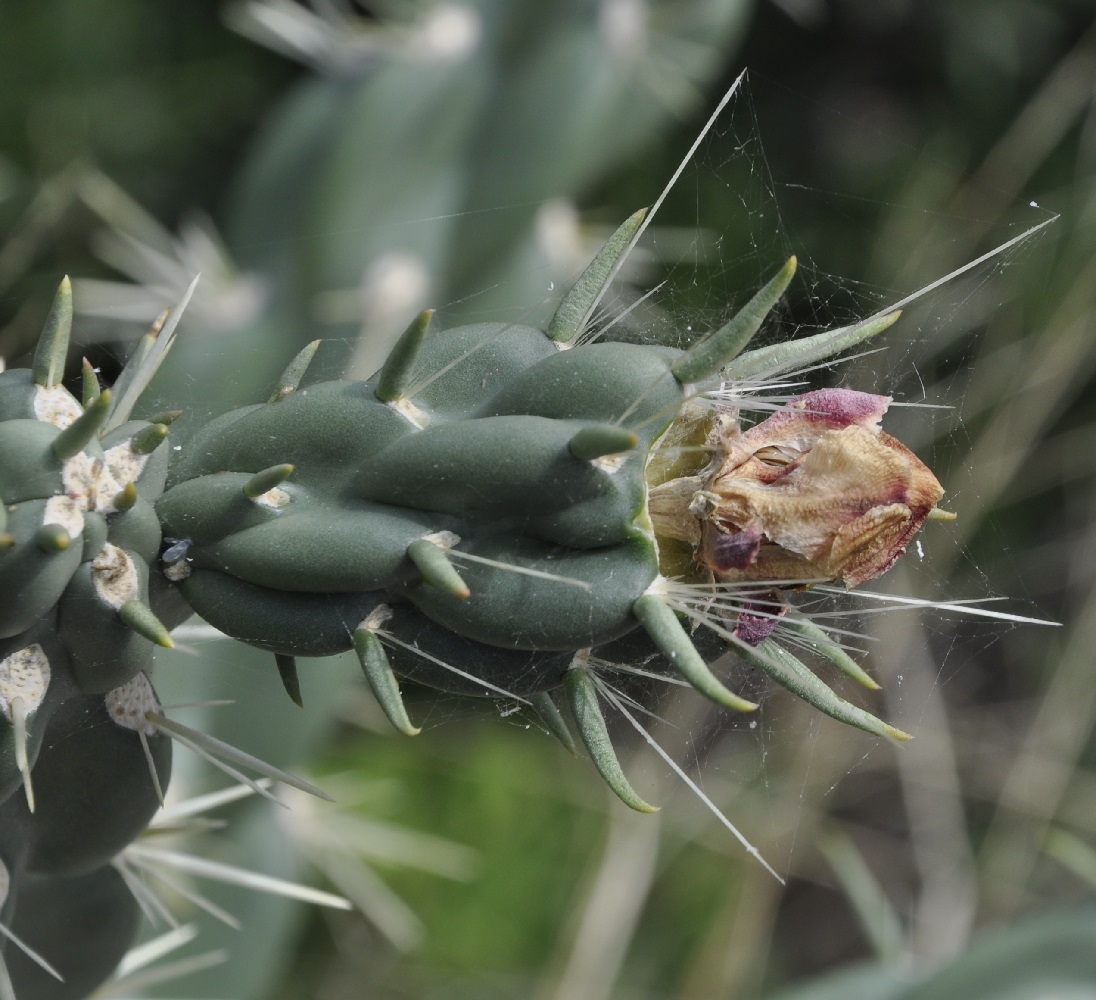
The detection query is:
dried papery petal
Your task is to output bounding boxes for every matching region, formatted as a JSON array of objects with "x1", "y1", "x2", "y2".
[{"x1": 657, "y1": 389, "x2": 946, "y2": 591}]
